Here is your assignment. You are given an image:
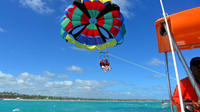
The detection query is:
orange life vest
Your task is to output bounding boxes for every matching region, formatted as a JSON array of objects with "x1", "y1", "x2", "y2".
[{"x1": 172, "y1": 77, "x2": 200, "y2": 112}]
